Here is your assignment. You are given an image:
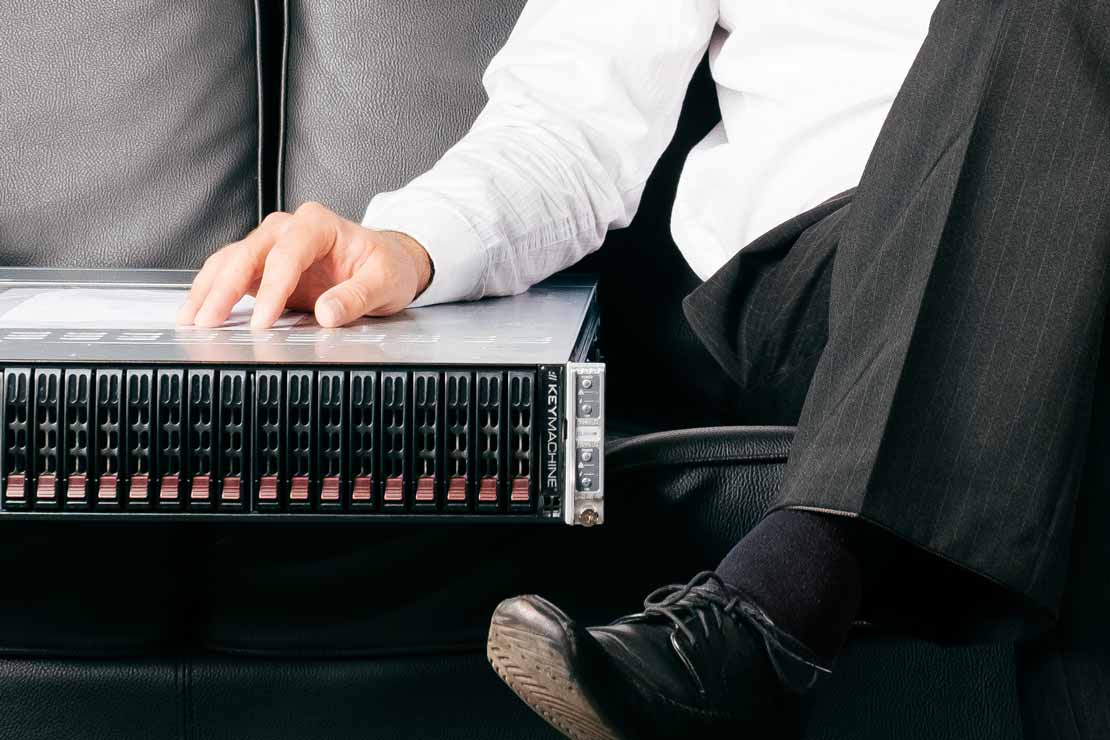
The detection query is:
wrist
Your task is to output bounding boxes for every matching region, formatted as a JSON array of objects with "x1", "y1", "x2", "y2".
[{"x1": 385, "y1": 231, "x2": 434, "y2": 298}]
